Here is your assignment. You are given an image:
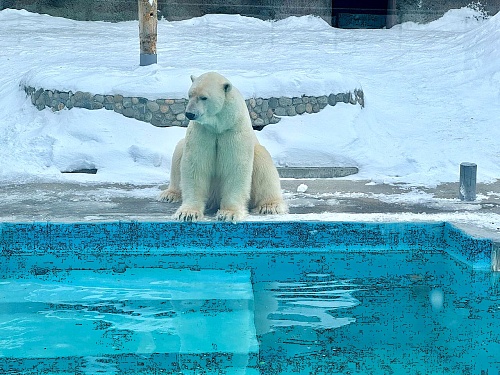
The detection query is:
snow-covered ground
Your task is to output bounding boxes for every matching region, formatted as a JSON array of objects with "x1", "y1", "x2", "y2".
[
  {"x1": 0, "y1": 7, "x2": 499, "y2": 187},
  {"x1": 0, "y1": 7, "x2": 499, "y2": 233}
]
